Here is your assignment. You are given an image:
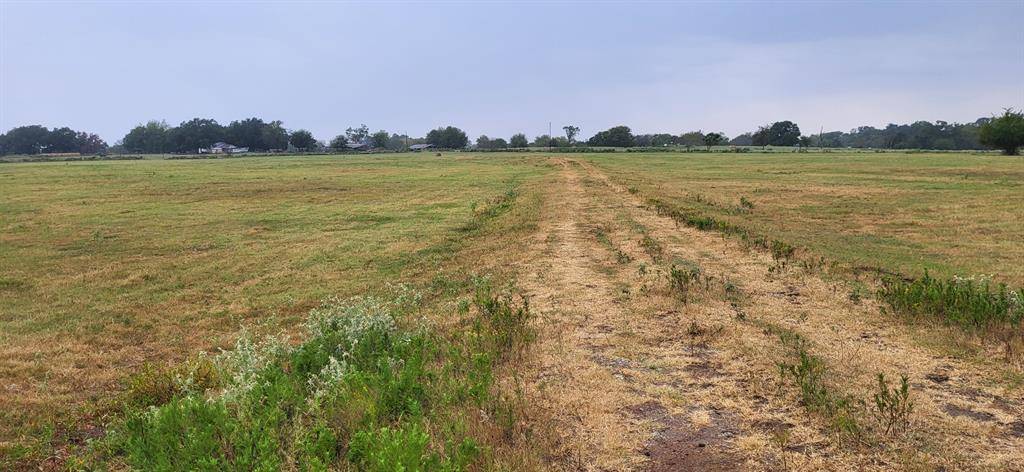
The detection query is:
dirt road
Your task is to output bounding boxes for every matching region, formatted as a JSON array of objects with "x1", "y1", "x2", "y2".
[{"x1": 519, "y1": 159, "x2": 1023, "y2": 471}]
